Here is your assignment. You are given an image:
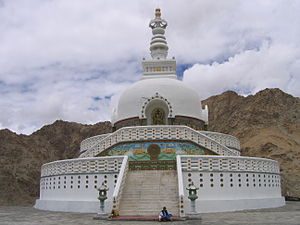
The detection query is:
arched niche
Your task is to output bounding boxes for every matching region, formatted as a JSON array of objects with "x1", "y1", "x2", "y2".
[{"x1": 145, "y1": 99, "x2": 169, "y2": 125}]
